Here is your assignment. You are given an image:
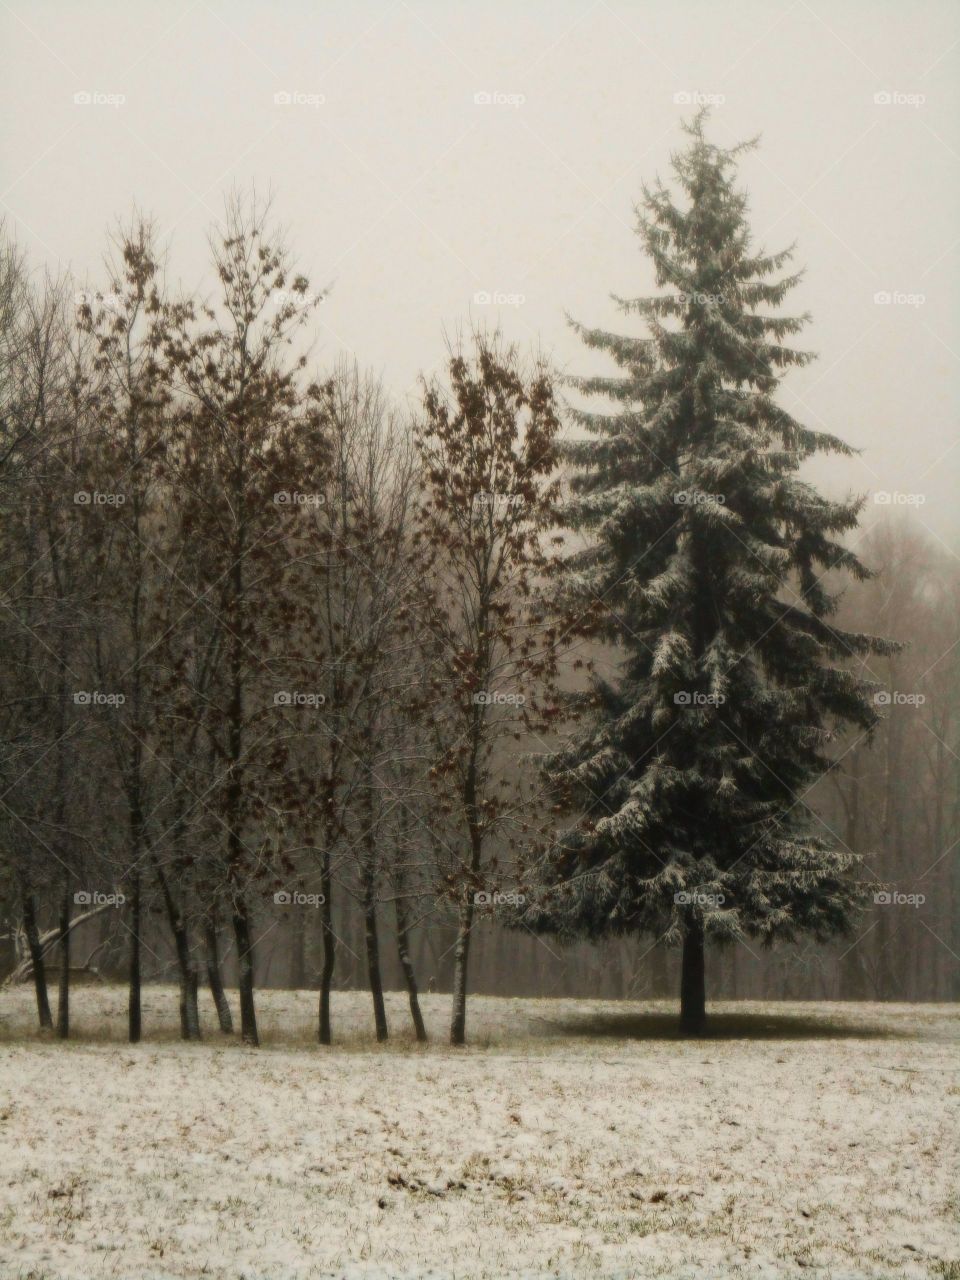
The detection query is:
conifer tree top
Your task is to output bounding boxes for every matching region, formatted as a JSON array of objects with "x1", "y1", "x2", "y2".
[{"x1": 522, "y1": 114, "x2": 899, "y2": 953}]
